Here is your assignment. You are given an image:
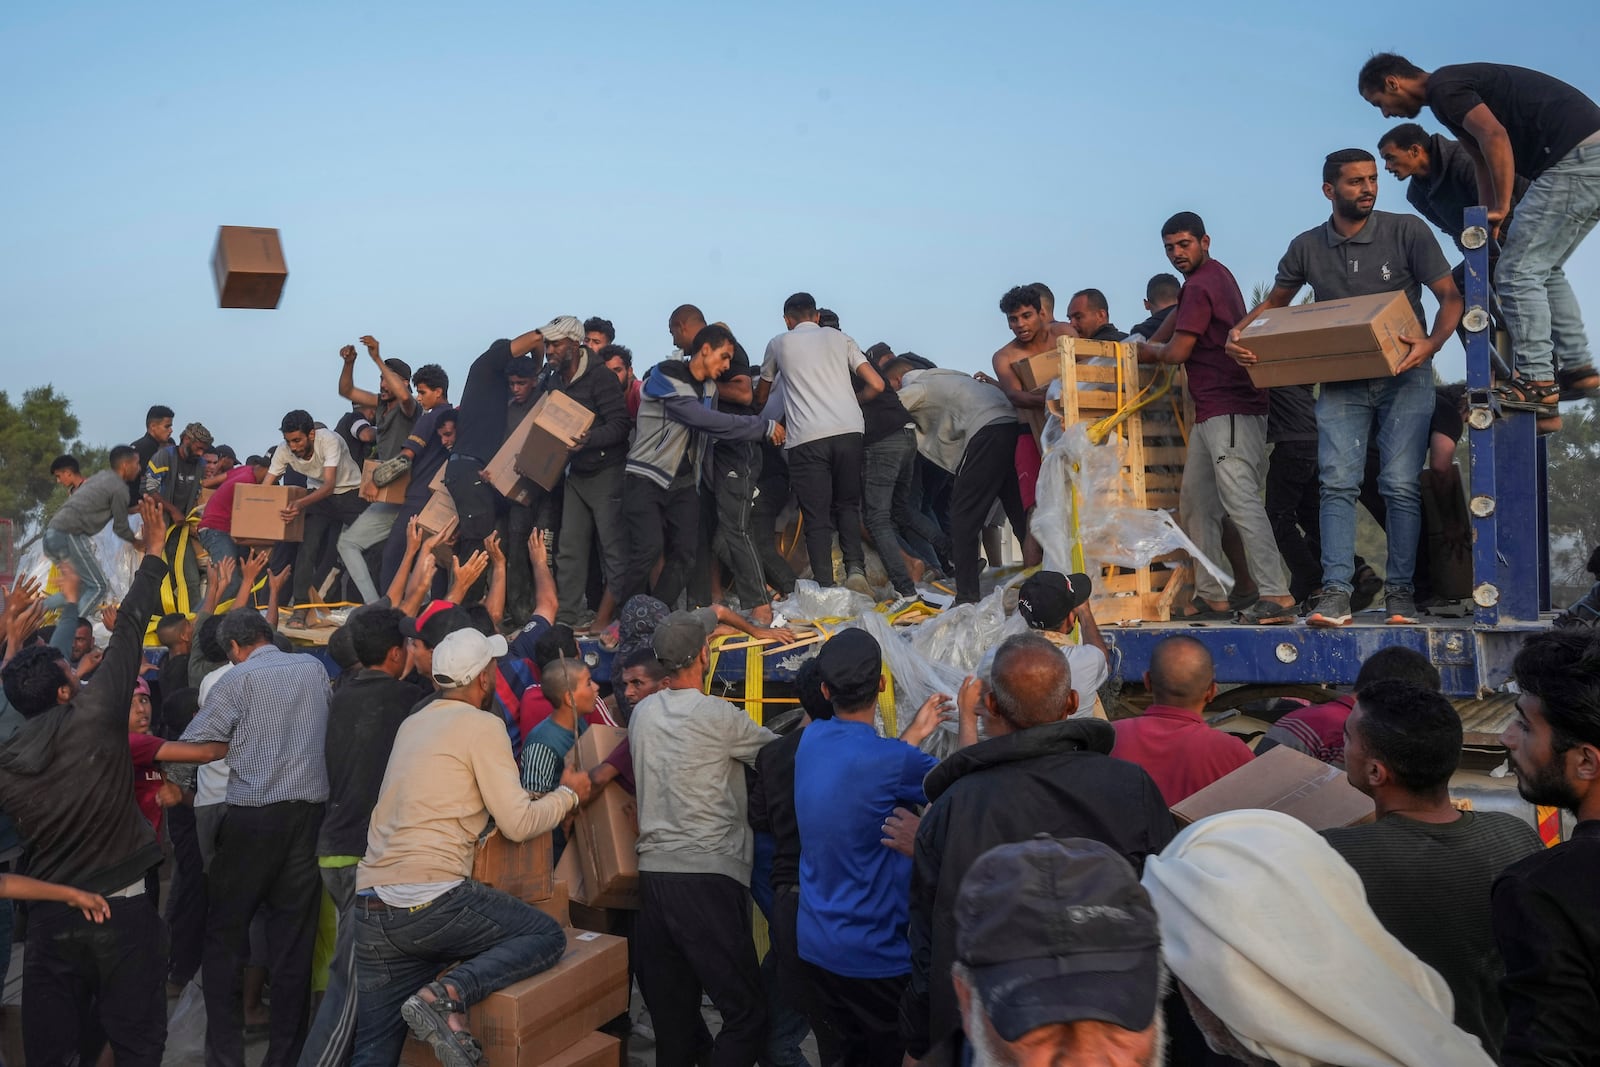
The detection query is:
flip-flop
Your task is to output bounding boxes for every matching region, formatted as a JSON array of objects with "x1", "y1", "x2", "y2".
[
  {"x1": 1234, "y1": 599, "x2": 1298, "y2": 625},
  {"x1": 401, "y1": 981, "x2": 484, "y2": 1067},
  {"x1": 1182, "y1": 598, "x2": 1232, "y2": 622}
]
